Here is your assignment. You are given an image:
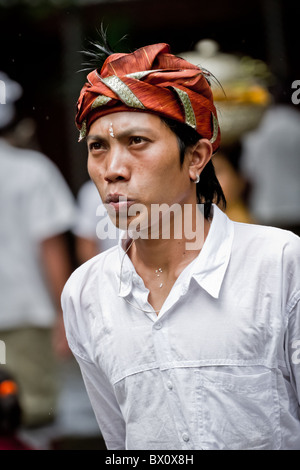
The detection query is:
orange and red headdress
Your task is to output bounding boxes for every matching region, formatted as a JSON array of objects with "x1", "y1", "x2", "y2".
[{"x1": 75, "y1": 43, "x2": 220, "y2": 152}]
